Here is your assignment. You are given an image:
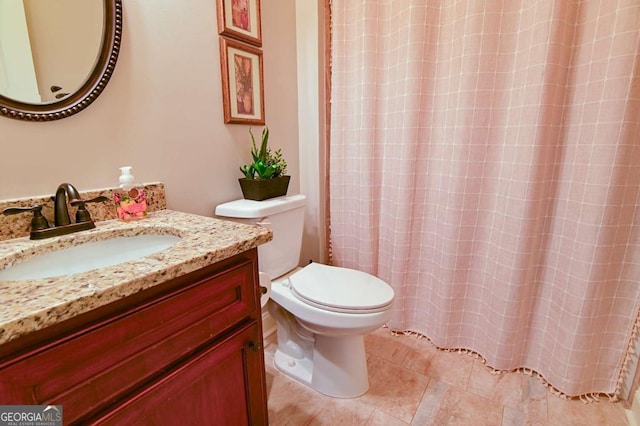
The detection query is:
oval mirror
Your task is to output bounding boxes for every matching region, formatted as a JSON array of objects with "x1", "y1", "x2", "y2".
[{"x1": 0, "y1": 0, "x2": 122, "y2": 121}]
